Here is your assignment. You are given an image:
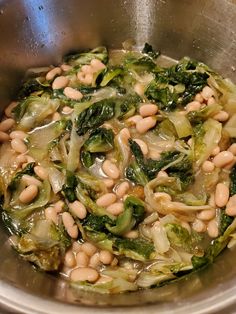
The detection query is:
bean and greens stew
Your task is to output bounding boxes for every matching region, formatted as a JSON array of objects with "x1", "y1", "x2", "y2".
[{"x1": 1, "y1": 44, "x2": 236, "y2": 293}]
